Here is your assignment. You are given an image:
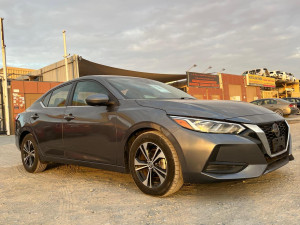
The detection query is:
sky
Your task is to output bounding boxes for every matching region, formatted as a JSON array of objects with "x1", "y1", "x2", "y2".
[{"x1": 0, "y1": 0, "x2": 300, "y2": 78}]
